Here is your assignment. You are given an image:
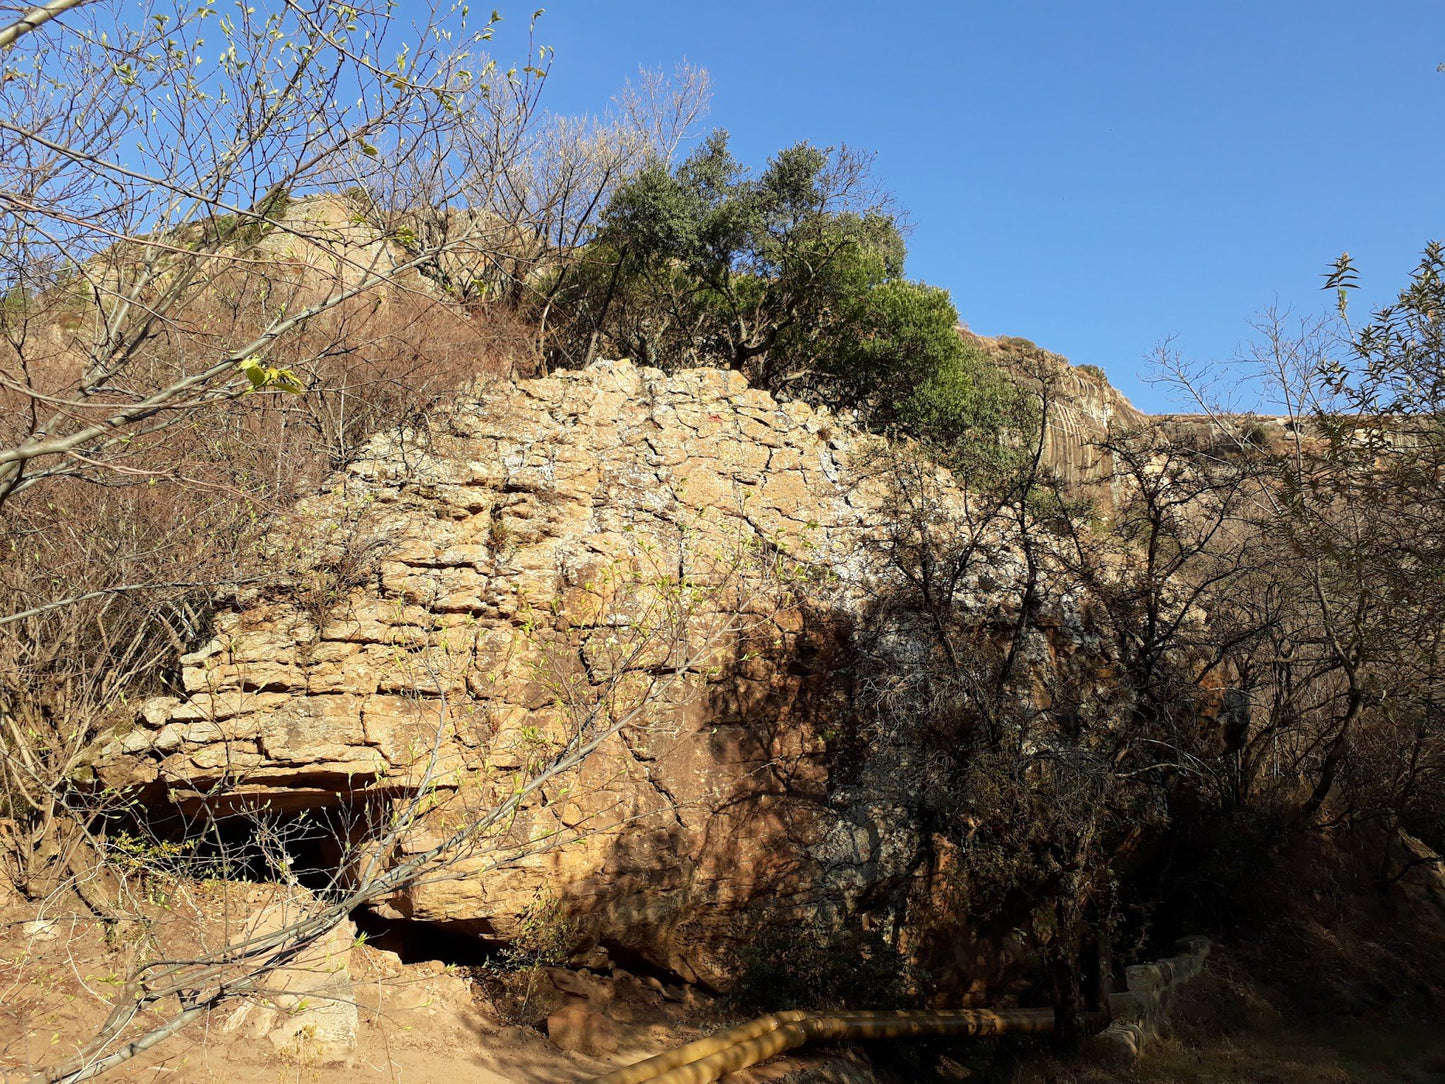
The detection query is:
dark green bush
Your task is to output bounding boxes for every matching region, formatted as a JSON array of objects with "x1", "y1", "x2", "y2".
[
  {"x1": 543, "y1": 132, "x2": 1033, "y2": 468},
  {"x1": 897, "y1": 337, "x2": 1037, "y2": 476}
]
